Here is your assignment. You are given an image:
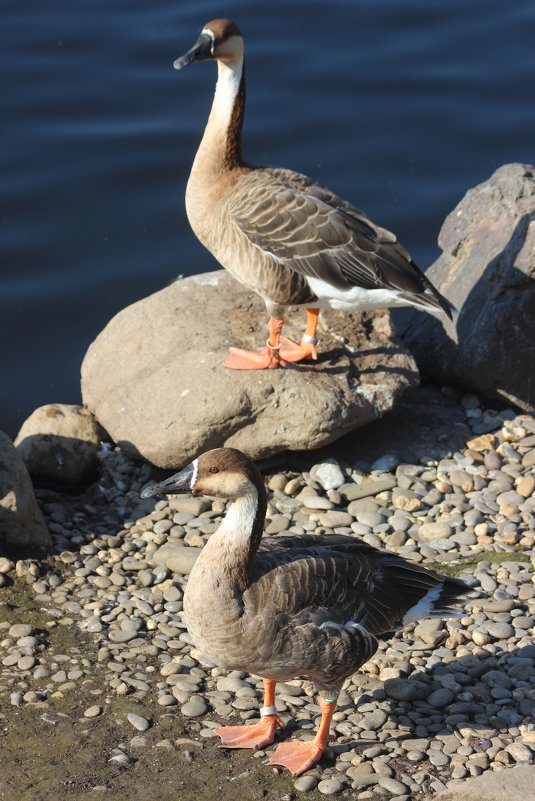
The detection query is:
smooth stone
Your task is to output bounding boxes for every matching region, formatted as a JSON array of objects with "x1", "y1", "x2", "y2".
[
  {"x1": 317, "y1": 510, "x2": 354, "y2": 528},
  {"x1": 371, "y1": 454, "x2": 399, "y2": 472},
  {"x1": 181, "y1": 696, "x2": 209, "y2": 718},
  {"x1": 311, "y1": 459, "x2": 346, "y2": 491},
  {"x1": 317, "y1": 778, "x2": 344, "y2": 795},
  {"x1": 429, "y1": 751, "x2": 450, "y2": 766},
  {"x1": 516, "y1": 475, "x2": 535, "y2": 497},
  {"x1": 8, "y1": 624, "x2": 34, "y2": 638},
  {"x1": 506, "y1": 743, "x2": 533, "y2": 763},
  {"x1": 122, "y1": 557, "x2": 148, "y2": 571},
  {"x1": 416, "y1": 521, "x2": 453, "y2": 541},
  {"x1": 17, "y1": 655, "x2": 37, "y2": 671},
  {"x1": 153, "y1": 519, "x2": 173, "y2": 535},
  {"x1": 345, "y1": 475, "x2": 397, "y2": 501},
  {"x1": 108, "y1": 629, "x2": 139, "y2": 643},
  {"x1": 414, "y1": 619, "x2": 445, "y2": 646},
  {"x1": 485, "y1": 622, "x2": 515, "y2": 639},
  {"x1": 346, "y1": 764, "x2": 374, "y2": 781},
  {"x1": 265, "y1": 515, "x2": 290, "y2": 534},
  {"x1": 294, "y1": 775, "x2": 318, "y2": 792},
  {"x1": 427, "y1": 688, "x2": 454, "y2": 708},
  {"x1": 378, "y1": 777, "x2": 409, "y2": 795},
  {"x1": 361, "y1": 709, "x2": 388, "y2": 731},
  {"x1": 0, "y1": 557, "x2": 15, "y2": 574},
  {"x1": 383, "y1": 678, "x2": 429, "y2": 701},
  {"x1": 126, "y1": 713, "x2": 150, "y2": 731},
  {"x1": 170, "y1": 496, "x2": 211, "y2": 516},
  {"x1": 150, "y1": 543, "x2": 200, "y2": 575},
  {"x1": 84, "y1": 705, "x2": 103, "y2": 718},
  {"x1": 302, "y1": 495, "x2": 334, "y2": 510}
]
